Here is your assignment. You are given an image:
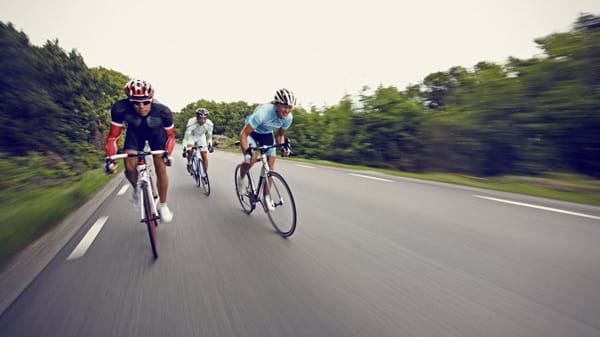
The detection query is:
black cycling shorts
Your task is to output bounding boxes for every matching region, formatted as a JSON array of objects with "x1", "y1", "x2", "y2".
[{"x1": 124, "y1": 127, "x2": 167, "y2": 151}]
